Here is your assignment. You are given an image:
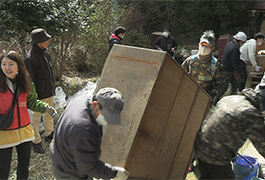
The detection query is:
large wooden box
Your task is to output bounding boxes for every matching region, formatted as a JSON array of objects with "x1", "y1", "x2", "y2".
[
  {"x1": 257, "y1": 55, "x2": 265, "y2": 73},
  {"x1": 95, "y1": 44, "x2": 211, "y2": 179}
]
